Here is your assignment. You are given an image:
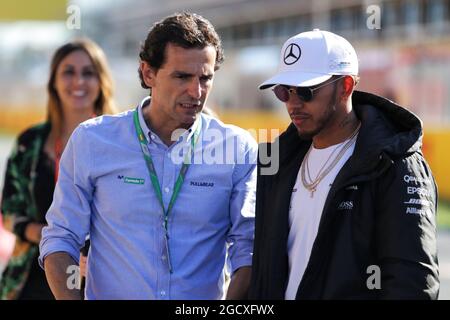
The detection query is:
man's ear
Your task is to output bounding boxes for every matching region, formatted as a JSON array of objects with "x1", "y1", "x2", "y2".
[
  {"x1": 140, "y1": 61, "x2": 156, "y2": 88},
  {"x1": 341, "y1": 76, "x2": 355, "y2": 101}
]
